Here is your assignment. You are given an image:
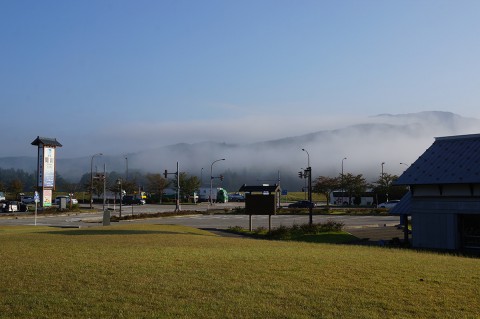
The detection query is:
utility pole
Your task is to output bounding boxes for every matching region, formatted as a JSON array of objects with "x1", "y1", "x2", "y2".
[
  {"x1": 298, "y1": 167, "x2": 313, "y2": 225},
  {"x1": 164, "y1": 162, "x2": 181, "y2": 212},
  {"x1": 306, "y1": 167, "x2": 312, "y2": 225},
  {"x1": 176, "y1": 161, "x2": 180, "y2": 212}
]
